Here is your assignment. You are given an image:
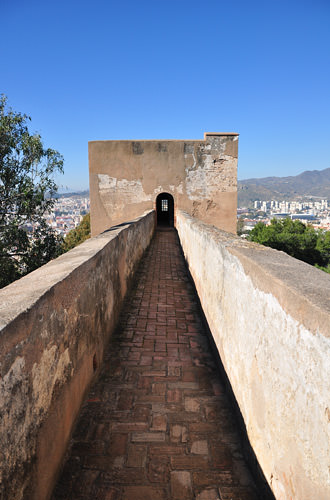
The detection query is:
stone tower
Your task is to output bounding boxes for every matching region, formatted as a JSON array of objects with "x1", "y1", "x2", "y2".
[{"x1": 89, "y1": 132, "x2": 238, "y2": 236}]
